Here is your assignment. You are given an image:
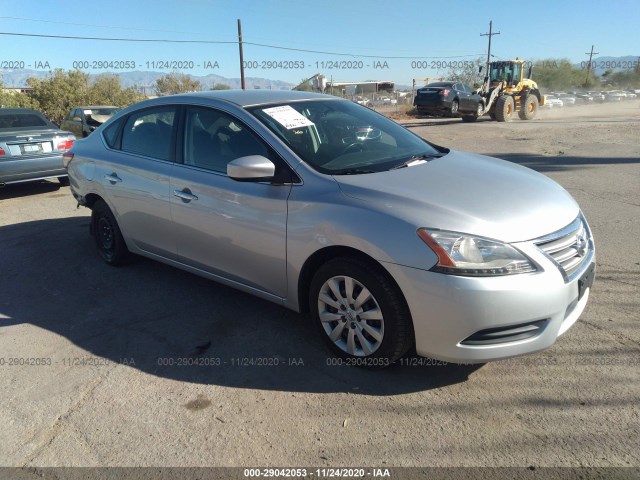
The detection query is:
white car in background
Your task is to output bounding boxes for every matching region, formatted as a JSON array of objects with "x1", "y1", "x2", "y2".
[
  {"x1": 556, "y1": 93, "x2": 577, "y2": 106},
  {"x1": 543, "y1": 95, "x2": 564, "y2": 108}
]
